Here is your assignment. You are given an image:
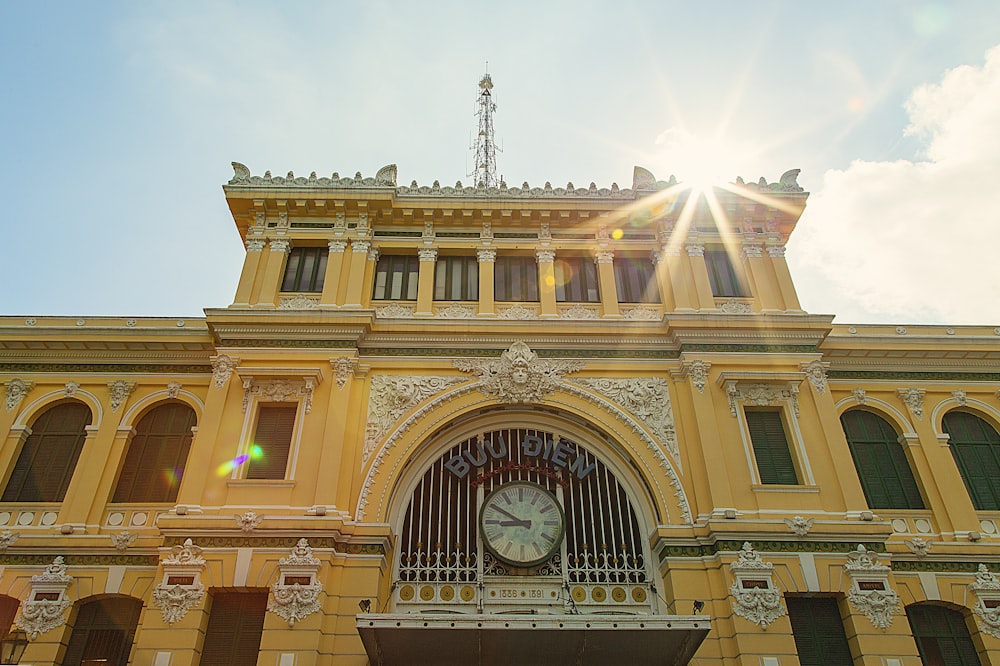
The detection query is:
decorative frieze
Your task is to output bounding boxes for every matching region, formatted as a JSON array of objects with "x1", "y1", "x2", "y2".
[
  {"x1": 845, "y1": 545, "x2": 899, "y2": 630},
  {"x1": 729, "y1": 543, "x2": 786, "y2": 629},
  {"x1": 725, "y1": 382, "x2": 800, "y2": 418},
  {"x1": 108, "y1": 381, "x2": 136, "y2": 412},
  {"x1": 621, "y1": 307, "x2": 660, "y2": 320},
  {"x1": 571, "y1": 378, "x2": 676, "y2": 458},
  {"x1": 152, "y1": 538, "x2": 206, "y2": 625},
  {"x1": 718, "y1": 299, "x2": 753, "y2": 314},
  {"x1": 278, "y1": 295, "x2": 320, "y2": 310},
  {"x1": 435, "y1": 305, "x2": 476, "y2": 319},
  {"x1": 211, "y1": 355, "x2": 239, "y2": 389},
  {"x1": 970, "y1": 564, "x2": 1000, "y2": 638},
  {"x1": 375, "y1": 303, "x2": 414, "y2": 318},
  {"x1": 4, "y1": 379, "x2": 33, "y2": 412},
  {"x1": 268, "y1": 538, "x2": 323, "y2": 627},
  {"x1": 558, "y1": 305, "x2": 599, "y2": 319},
  {"x1": 497, "y1": 305, "x2": 539, "y2": 320},
  {"x1": 16, "y1": 557, "x2": 73, "y2": 639},
  {"x1": 897, "y1": 388, "x2": 926, "y2": 419},
  {"x1": 242, "y1": 377, "x2": 316, "y2": 414},
  {"x1": 364, "y1": 375, "x2": 466, "y2": 464},
  {"x1": 455, "y1": 341, "x2": 584, "y2": 406}
]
